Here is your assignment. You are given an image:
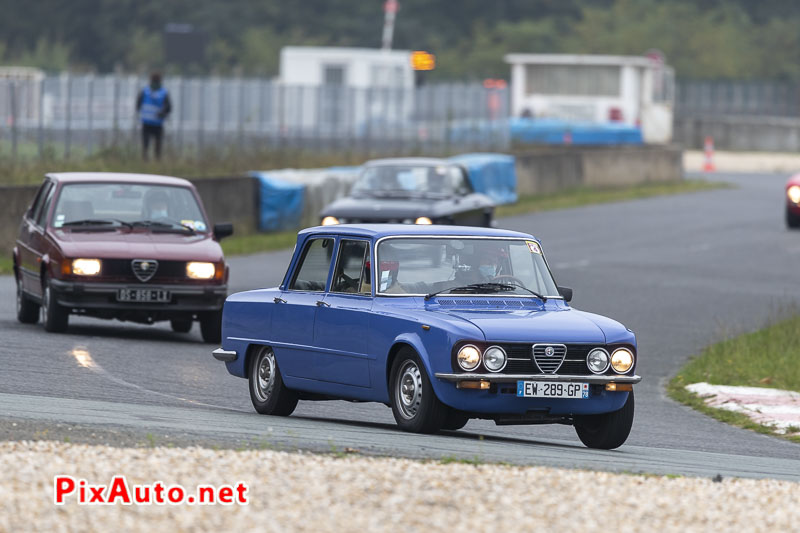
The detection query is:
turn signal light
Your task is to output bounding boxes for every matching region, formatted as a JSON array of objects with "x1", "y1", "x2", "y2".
[
  {"x1": 457, "y1": 380, "x2": 490, "y2": 390},
  {"x1": 605, "y1": 383, "x2": 633, "y2": 392}
]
